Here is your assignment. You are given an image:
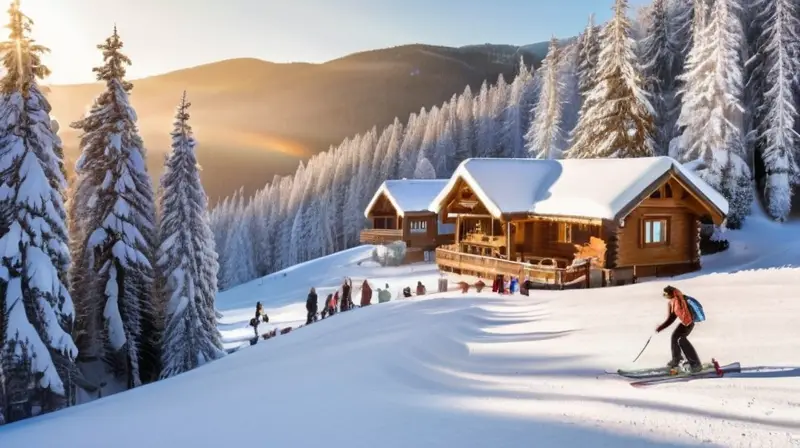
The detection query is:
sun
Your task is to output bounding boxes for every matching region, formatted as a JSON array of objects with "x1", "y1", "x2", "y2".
[{"x1": 13, "y1": 0, "x2": 88, "y2": 84}]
